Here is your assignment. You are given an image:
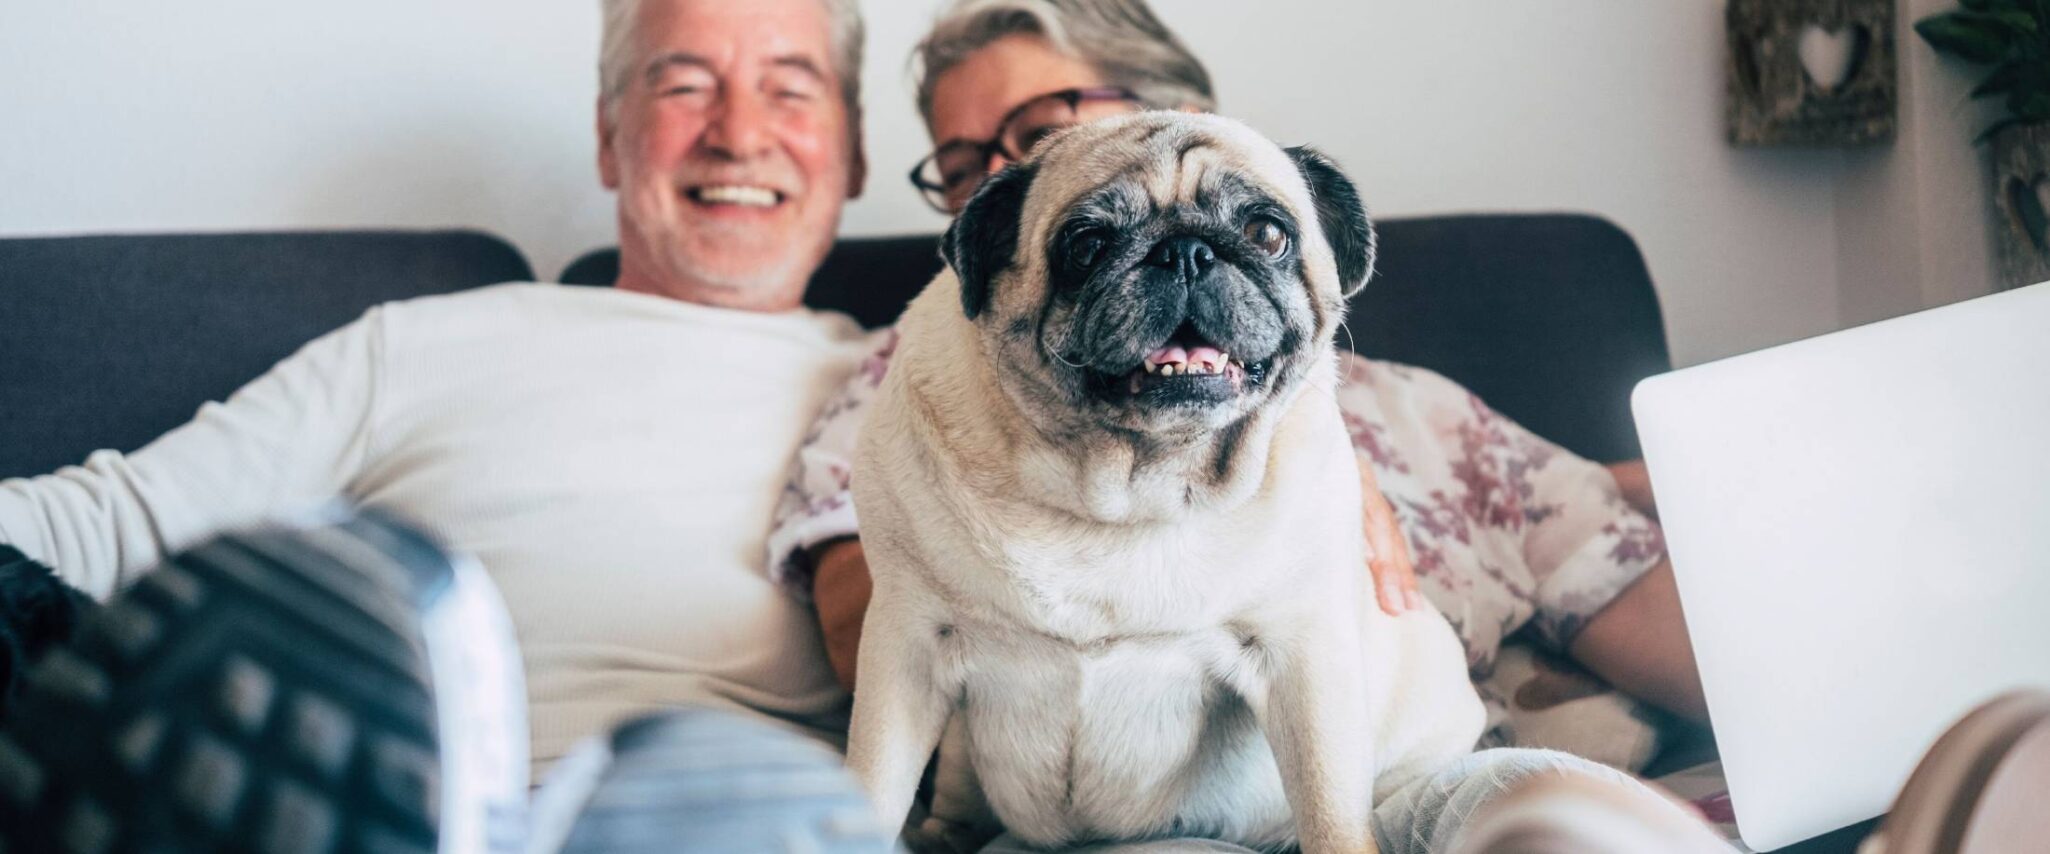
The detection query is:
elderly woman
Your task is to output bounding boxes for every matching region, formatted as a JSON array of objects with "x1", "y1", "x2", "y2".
[{"x1": 767, "y1": 1, "x2": 1730, "y2": 851}]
